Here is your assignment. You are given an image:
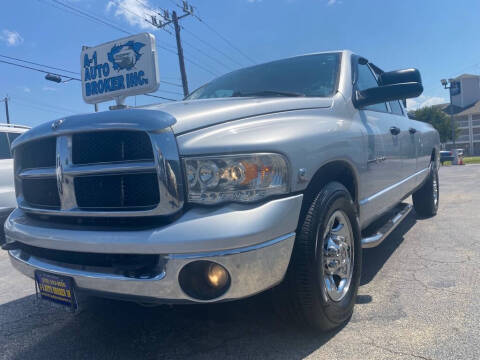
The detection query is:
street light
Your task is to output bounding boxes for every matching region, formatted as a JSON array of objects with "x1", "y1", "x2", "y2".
[
  {"x1": 45, "y1": 73, "x2": 62, "y2": 83},
  {"x1": 45, "y1": 73, "x2": 98, "y2": 112},
  {"x1": 441, "y1": 78, "x2": 457, "y2": 162}
]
